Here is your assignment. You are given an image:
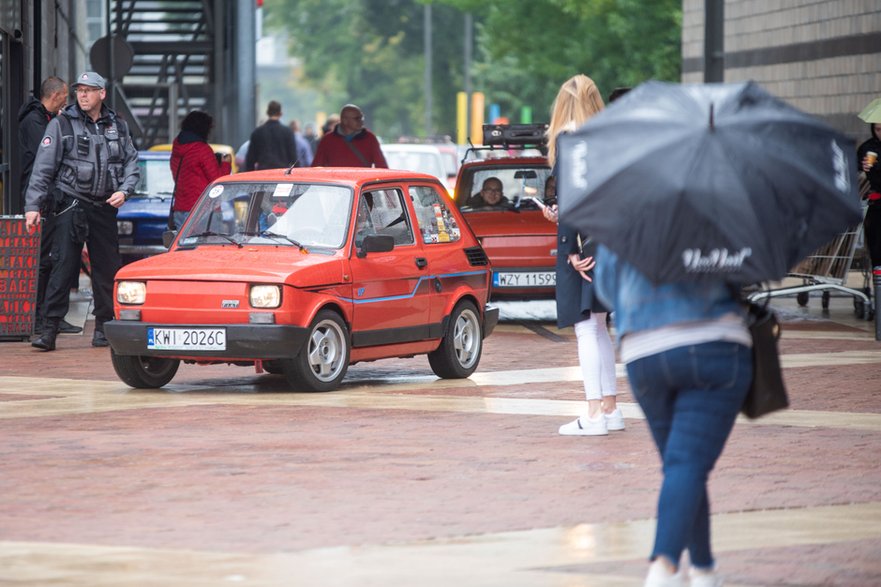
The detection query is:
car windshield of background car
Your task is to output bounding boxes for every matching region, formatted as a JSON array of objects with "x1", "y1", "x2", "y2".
[
  {"x1": 384, "y1": 151, "x2": 446, "y2": 183},
  {"x1": 136, "y1": 159, "x2": 175, "y2": 195},
  {"x1": 466, "y1": 167, "x2": 551, "y2": 211},
  {"x1": 178, "y1": 182, "x2": 352, "y2": 249}
]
